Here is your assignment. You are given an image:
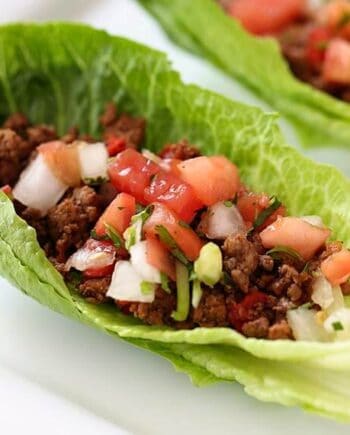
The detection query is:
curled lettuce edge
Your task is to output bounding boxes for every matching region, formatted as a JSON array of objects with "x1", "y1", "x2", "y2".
[
  {"x1": 2, "y1": 23, "x2": 350, "y2": 421},
  {"x1": 139, "y1": 0, "x2": 350, "y2": 149}
]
